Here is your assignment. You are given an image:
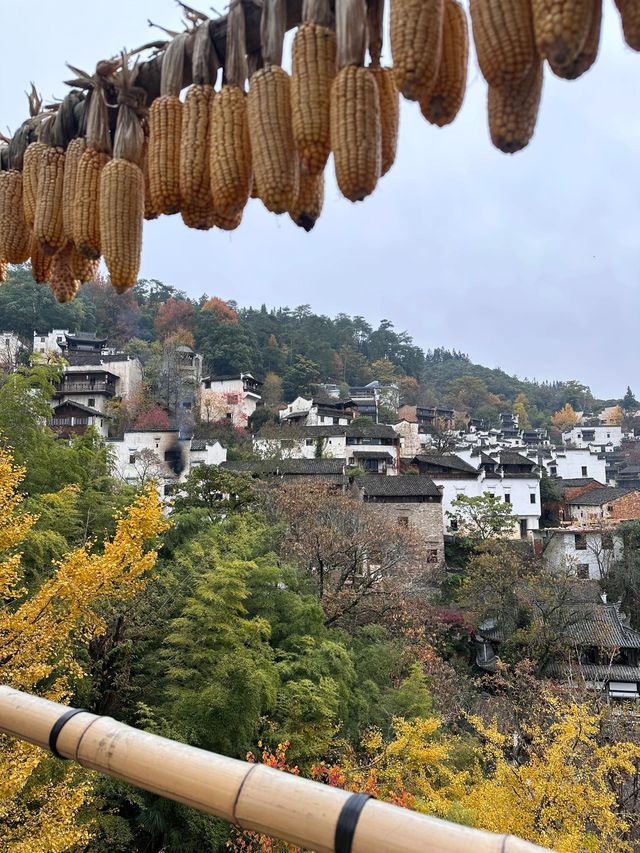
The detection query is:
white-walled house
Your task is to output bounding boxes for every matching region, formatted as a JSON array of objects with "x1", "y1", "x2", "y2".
[
  {"x1": 49, "y1": 401, "x2": 111, "y2": 439},
  {"x1": 33, "y1": 329, "x2": 71, "y2": 357},
  {"x1": 279, "y1": 395, "x2": 353, "y2": 426},
  {"x1": 200, "y1": 373, "x2": 262, "y2": 427},
  {"x1": 563, "y1": 425, "x2": 622, "y2": 450},
  {"x1": 0, "y1": 332, "x2": 25, "y2": 371},
  {"x1": 541, "y1": 447, "x2": 607, "y2": 483},
  {"x1": 189, "y1": 439, "x2": 228, "y2": 467},
  {"x1": 533, "y1": 527, "x2": 624, "y2": 581}
]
